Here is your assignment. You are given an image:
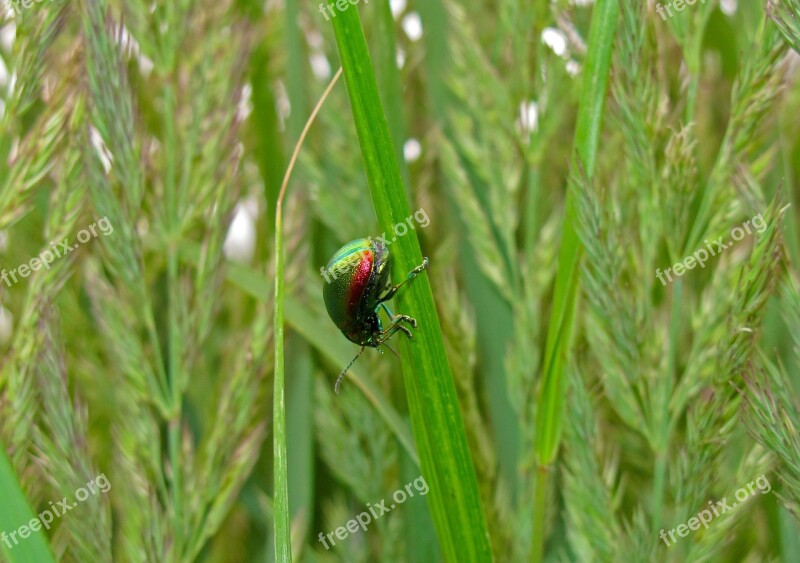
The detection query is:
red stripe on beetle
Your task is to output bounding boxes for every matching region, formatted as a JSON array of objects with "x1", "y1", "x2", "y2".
[{"x1": 346, "y1": 250, "x2": 374, "y2": 316}]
